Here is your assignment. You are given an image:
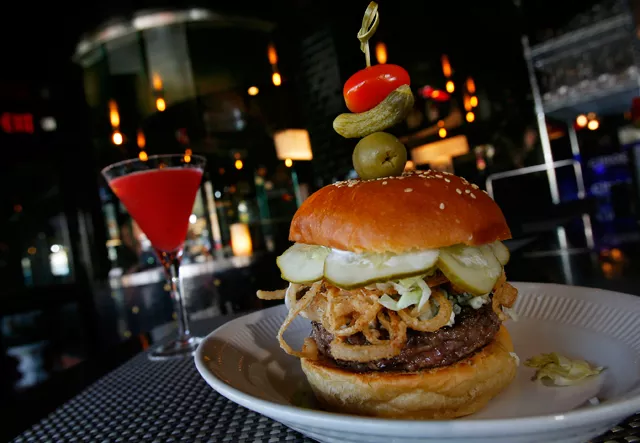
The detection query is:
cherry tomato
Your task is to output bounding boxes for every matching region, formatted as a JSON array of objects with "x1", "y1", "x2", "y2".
[{"x1": 343, "y1": 64, "x2": 410, "y2": 114}]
